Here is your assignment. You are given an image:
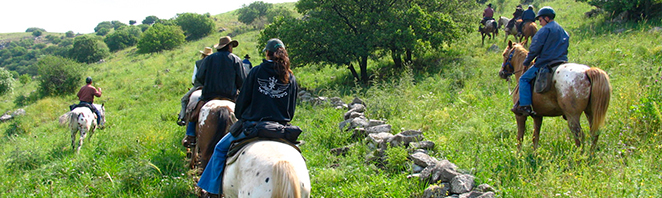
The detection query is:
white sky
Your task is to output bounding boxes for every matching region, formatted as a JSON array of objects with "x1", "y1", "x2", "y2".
[{"x1": 0, "y1": 0, "x2": 298, "y2": 34}]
